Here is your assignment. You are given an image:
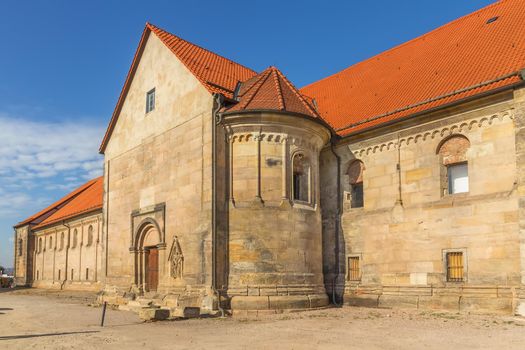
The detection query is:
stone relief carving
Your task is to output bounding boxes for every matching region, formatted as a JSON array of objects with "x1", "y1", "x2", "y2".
[{"x1": 168, "y1": 236, "x2": 184, "y2": 279}]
